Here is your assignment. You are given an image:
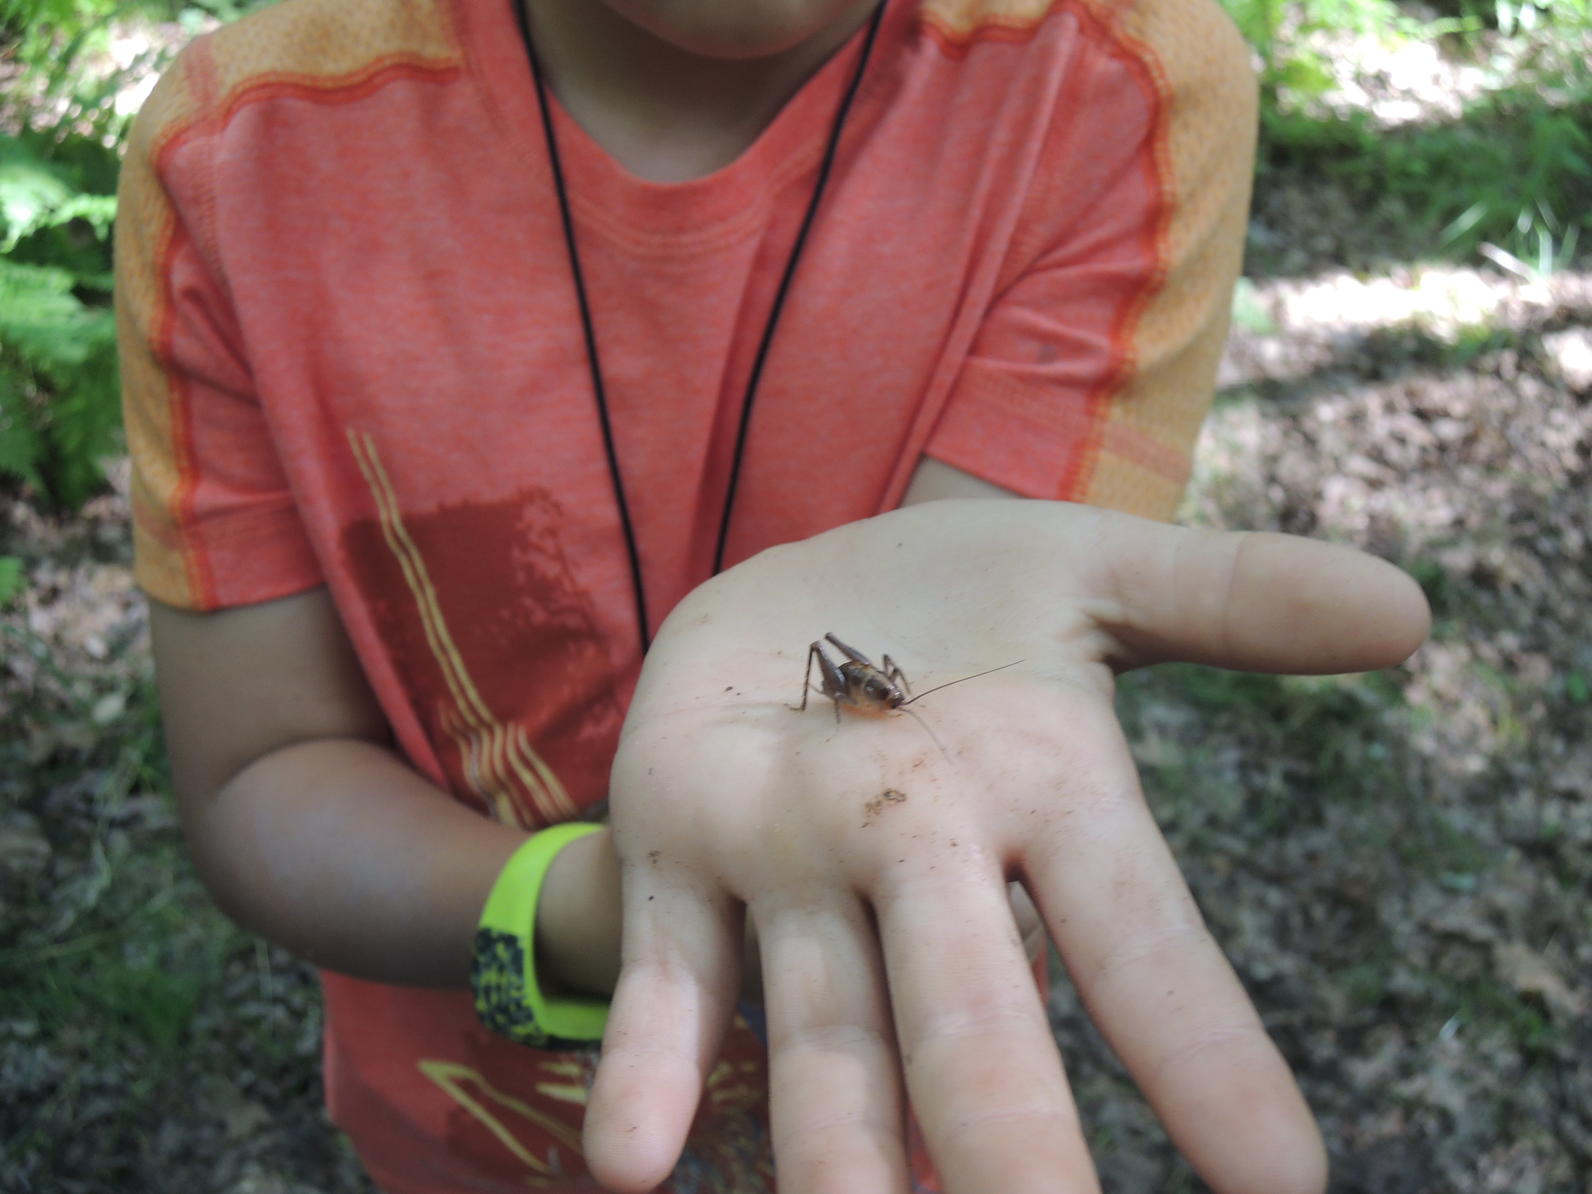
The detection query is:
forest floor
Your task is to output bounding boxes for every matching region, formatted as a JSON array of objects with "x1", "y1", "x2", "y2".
[{"x1": 3, "y1": 17, "x2": 1590, "y2": 1194}]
